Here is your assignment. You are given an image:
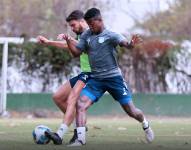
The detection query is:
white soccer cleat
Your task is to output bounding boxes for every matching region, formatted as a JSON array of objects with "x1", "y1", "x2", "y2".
[
  {"x1": 144, "y1": 126, "x2": 154, "y2": 143},
  {"x1": 67, "y1": 139, "x2": 85, "y2": 147}
]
